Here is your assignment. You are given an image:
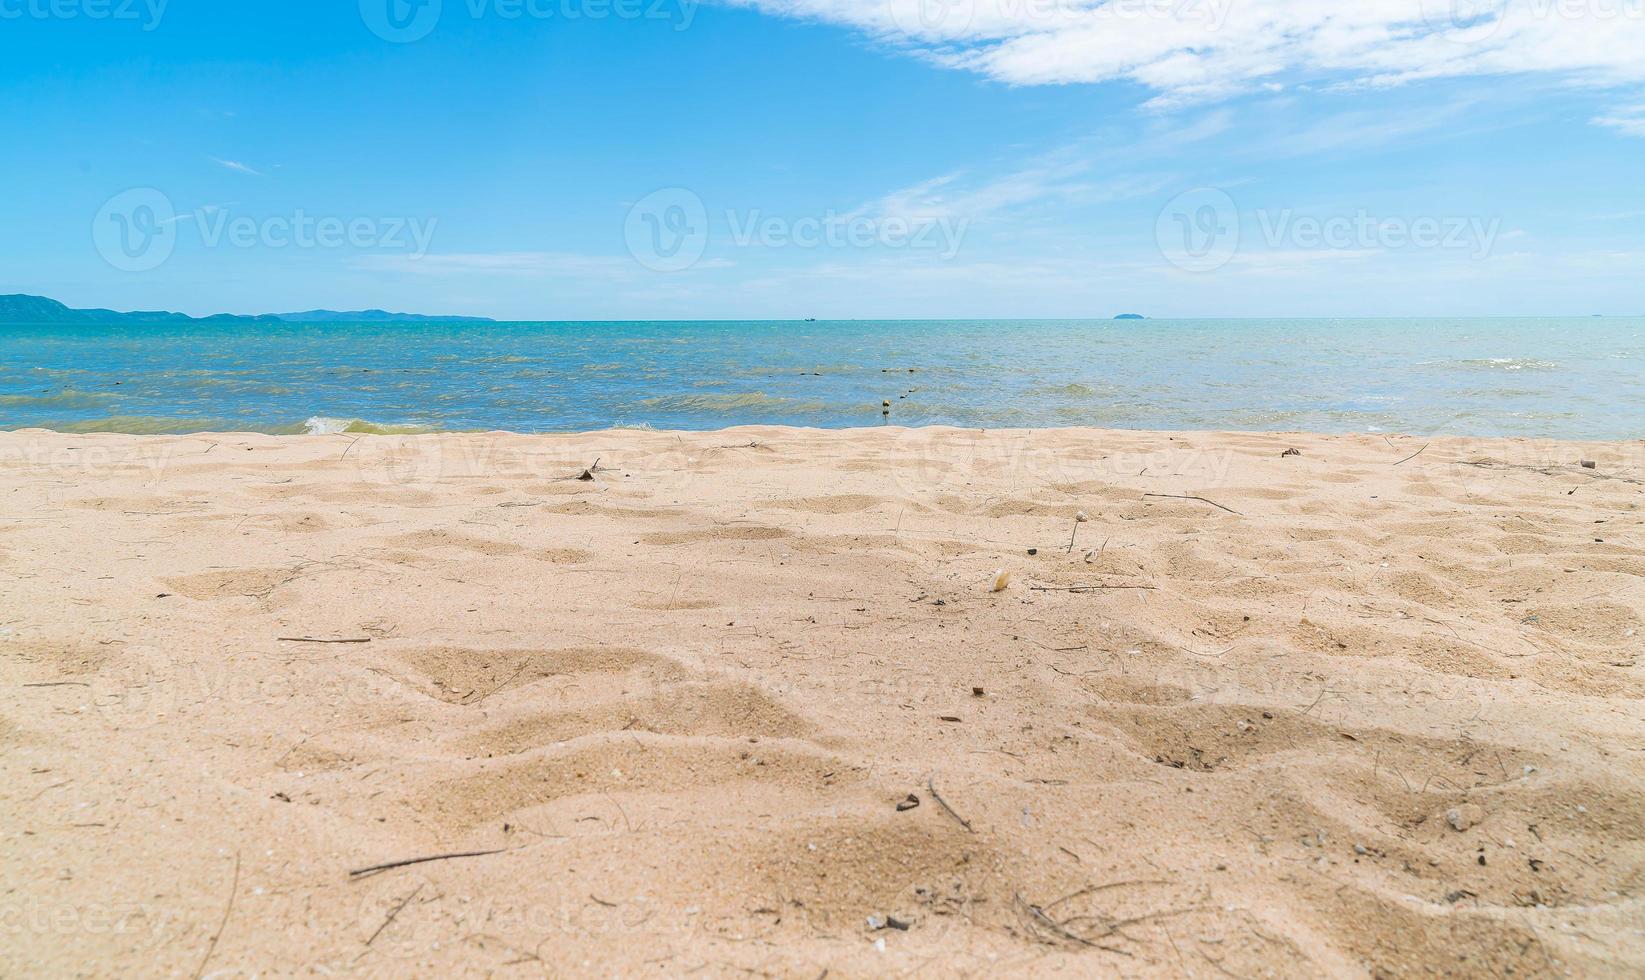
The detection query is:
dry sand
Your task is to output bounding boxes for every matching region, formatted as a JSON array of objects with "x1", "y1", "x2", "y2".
[{"x1": 1, "y1": 426, "x2": 1642, "y2": 977}]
